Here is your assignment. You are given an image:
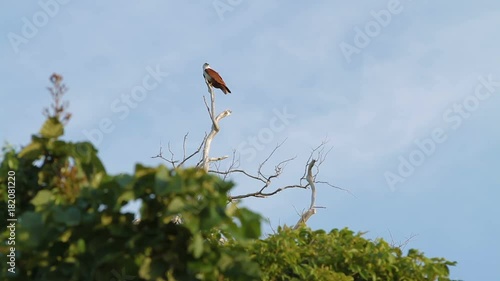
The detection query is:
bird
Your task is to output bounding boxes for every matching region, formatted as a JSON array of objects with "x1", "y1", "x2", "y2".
[{"x1": 203, "y1": 63, "x2": 231, "y2": 94}]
